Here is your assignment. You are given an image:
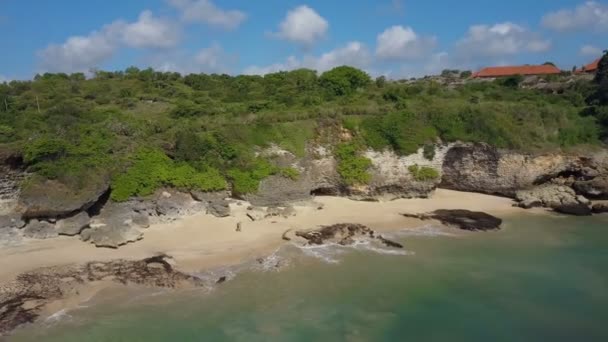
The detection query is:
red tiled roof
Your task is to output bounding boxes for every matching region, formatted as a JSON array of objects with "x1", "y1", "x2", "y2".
[
  {"x1": 576, "y1": 58, "x2": 600, "y2": 73},
  {"x1": 473, "y1": 65, "x2": 561, "y2": 78}
]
